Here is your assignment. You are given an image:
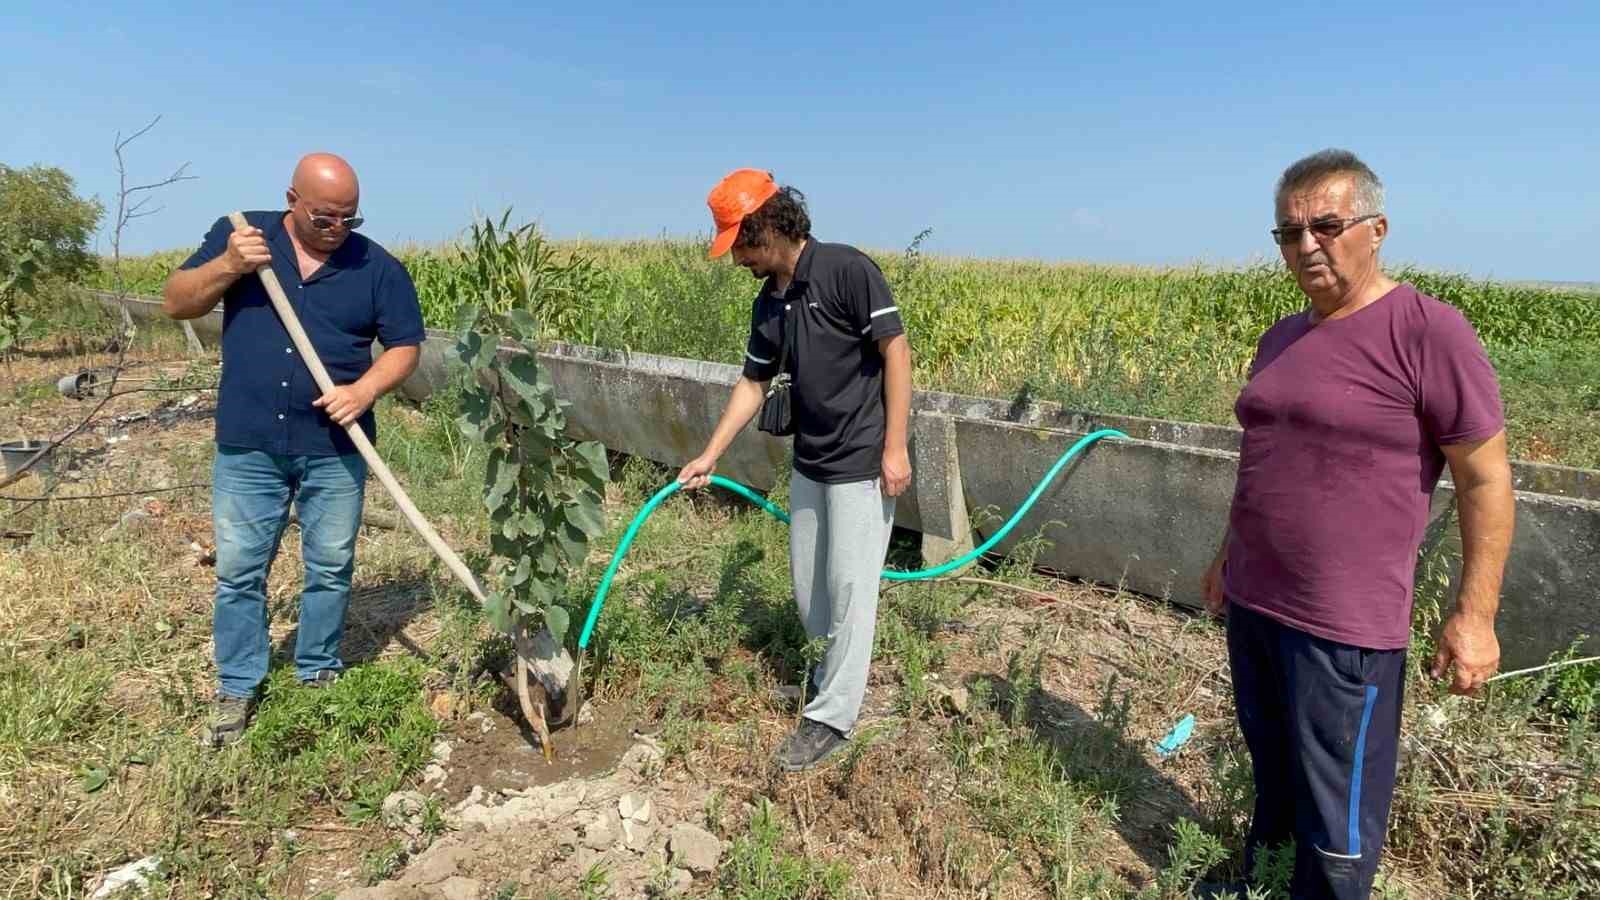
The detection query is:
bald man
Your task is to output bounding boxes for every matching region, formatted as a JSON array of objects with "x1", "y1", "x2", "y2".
[{"x1": 164, "y1": 154, "x2": 425, "y2": 747}]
